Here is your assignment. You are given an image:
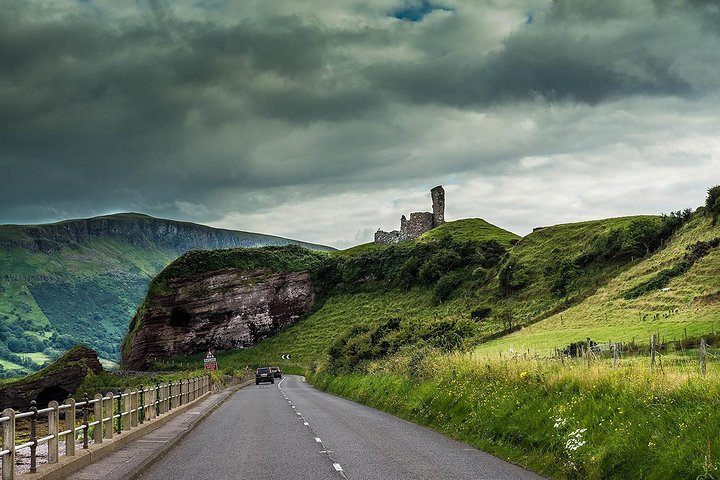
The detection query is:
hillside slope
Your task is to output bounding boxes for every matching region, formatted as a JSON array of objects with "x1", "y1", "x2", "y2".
[
  {"x1": 129, "y1": 209, "x2": 720, "y2": 372},
  {"x1": 122, "y1": 217, "x2": 522, "y2": 369},
  {"x1": 226, "y1": 216, "x2": 669, "y2": 370},
  {"x1": 0, "y1": 213, "x2": 333, "y2": 377},
  {"x1": 477, "y1": 214, "x2": 720, "y2": 354}
]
